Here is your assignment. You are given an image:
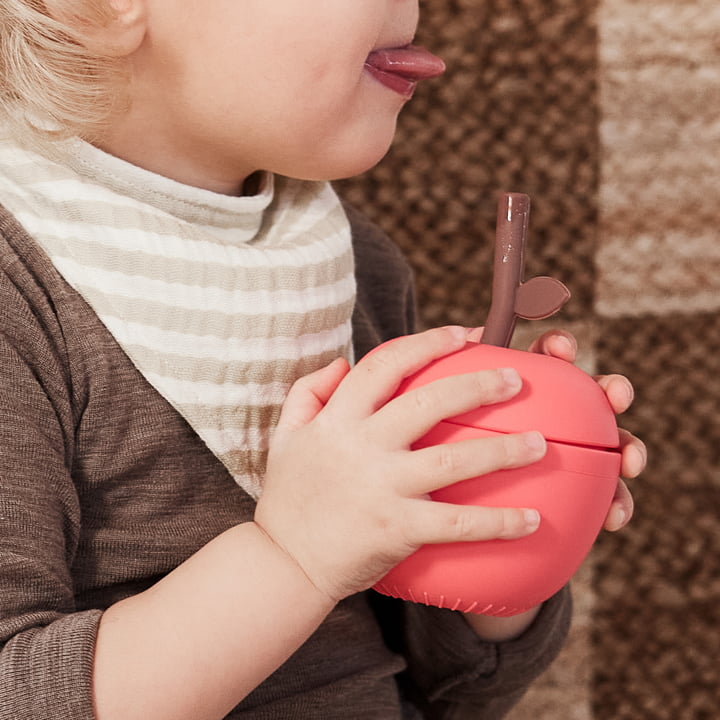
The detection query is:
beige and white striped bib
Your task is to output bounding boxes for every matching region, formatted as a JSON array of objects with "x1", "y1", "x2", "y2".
[{"x1": 0, "y1": 136, "x2": 355, "y2": 498}]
